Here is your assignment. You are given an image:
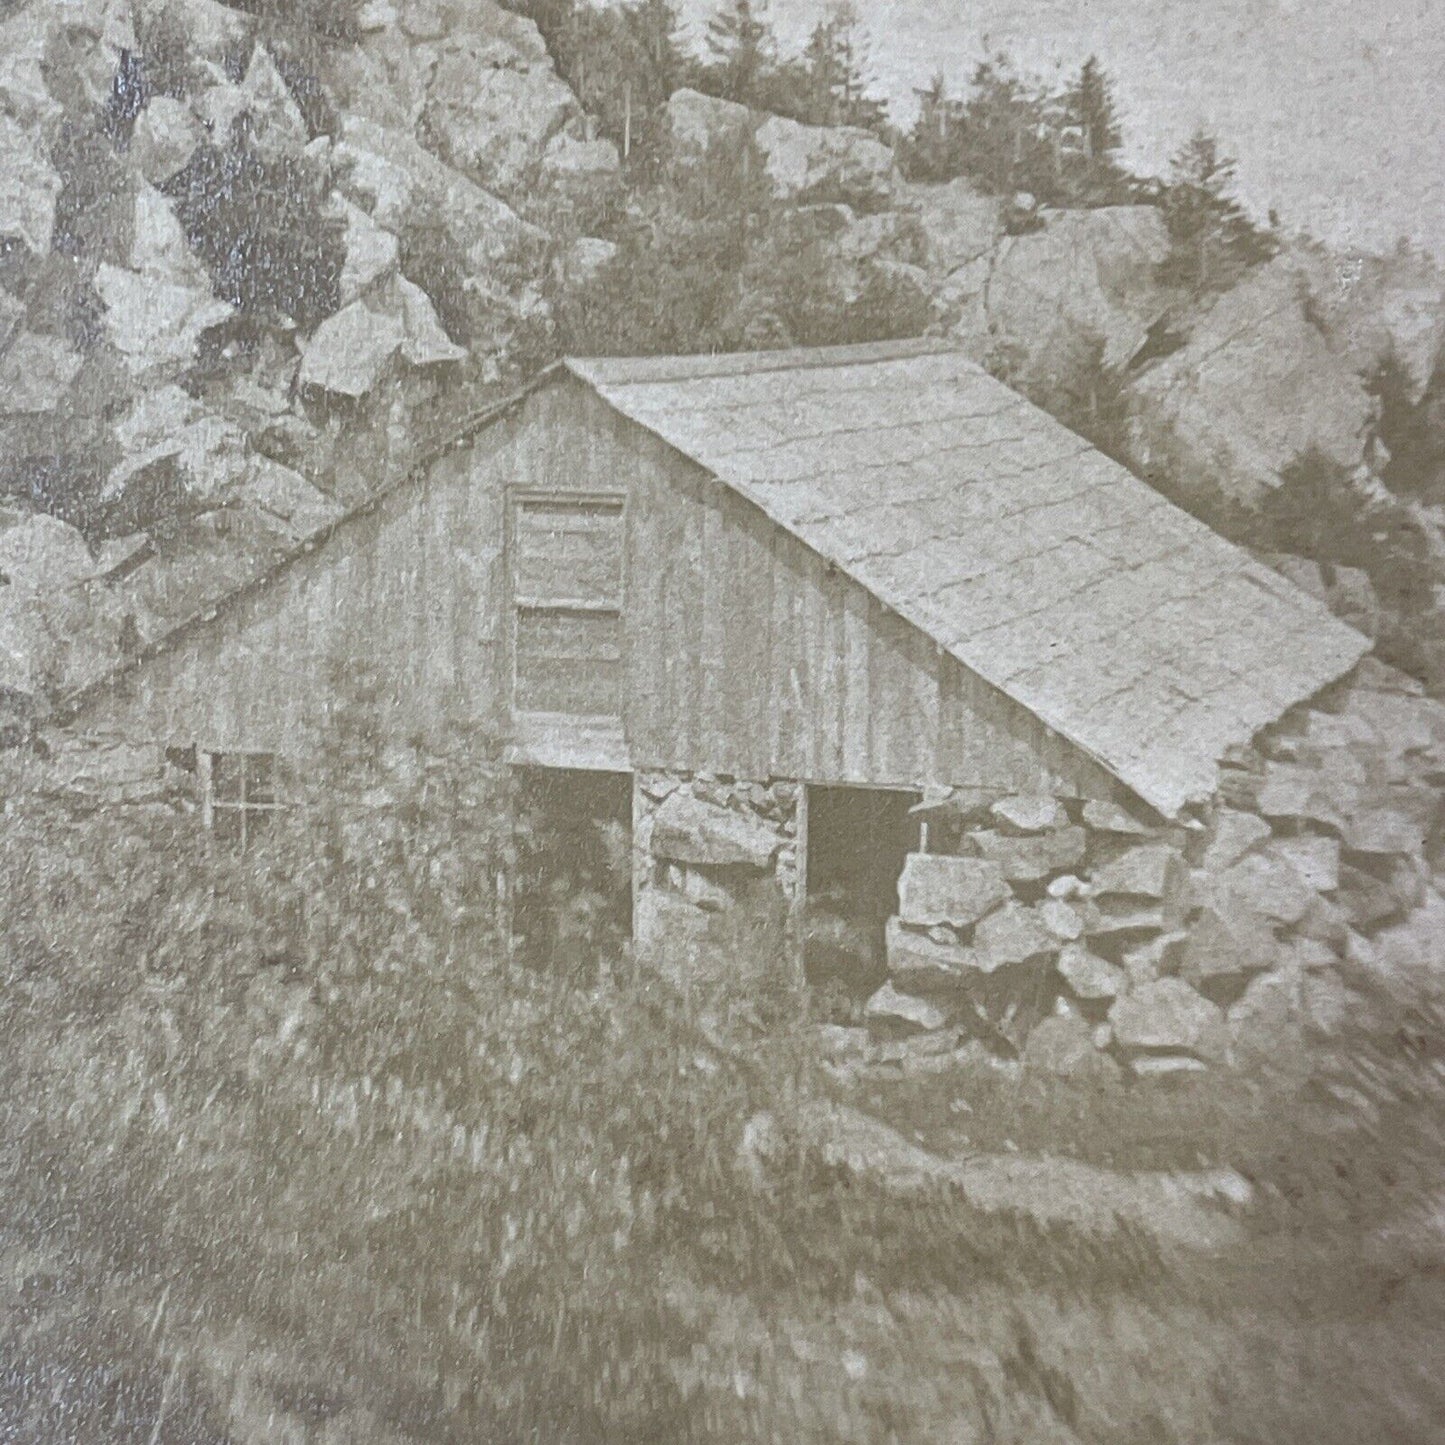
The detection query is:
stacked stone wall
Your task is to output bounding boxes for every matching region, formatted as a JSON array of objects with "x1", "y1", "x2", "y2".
[{"x1": 862, "y1": 659, "x2": 1445, "y2": 1080}]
